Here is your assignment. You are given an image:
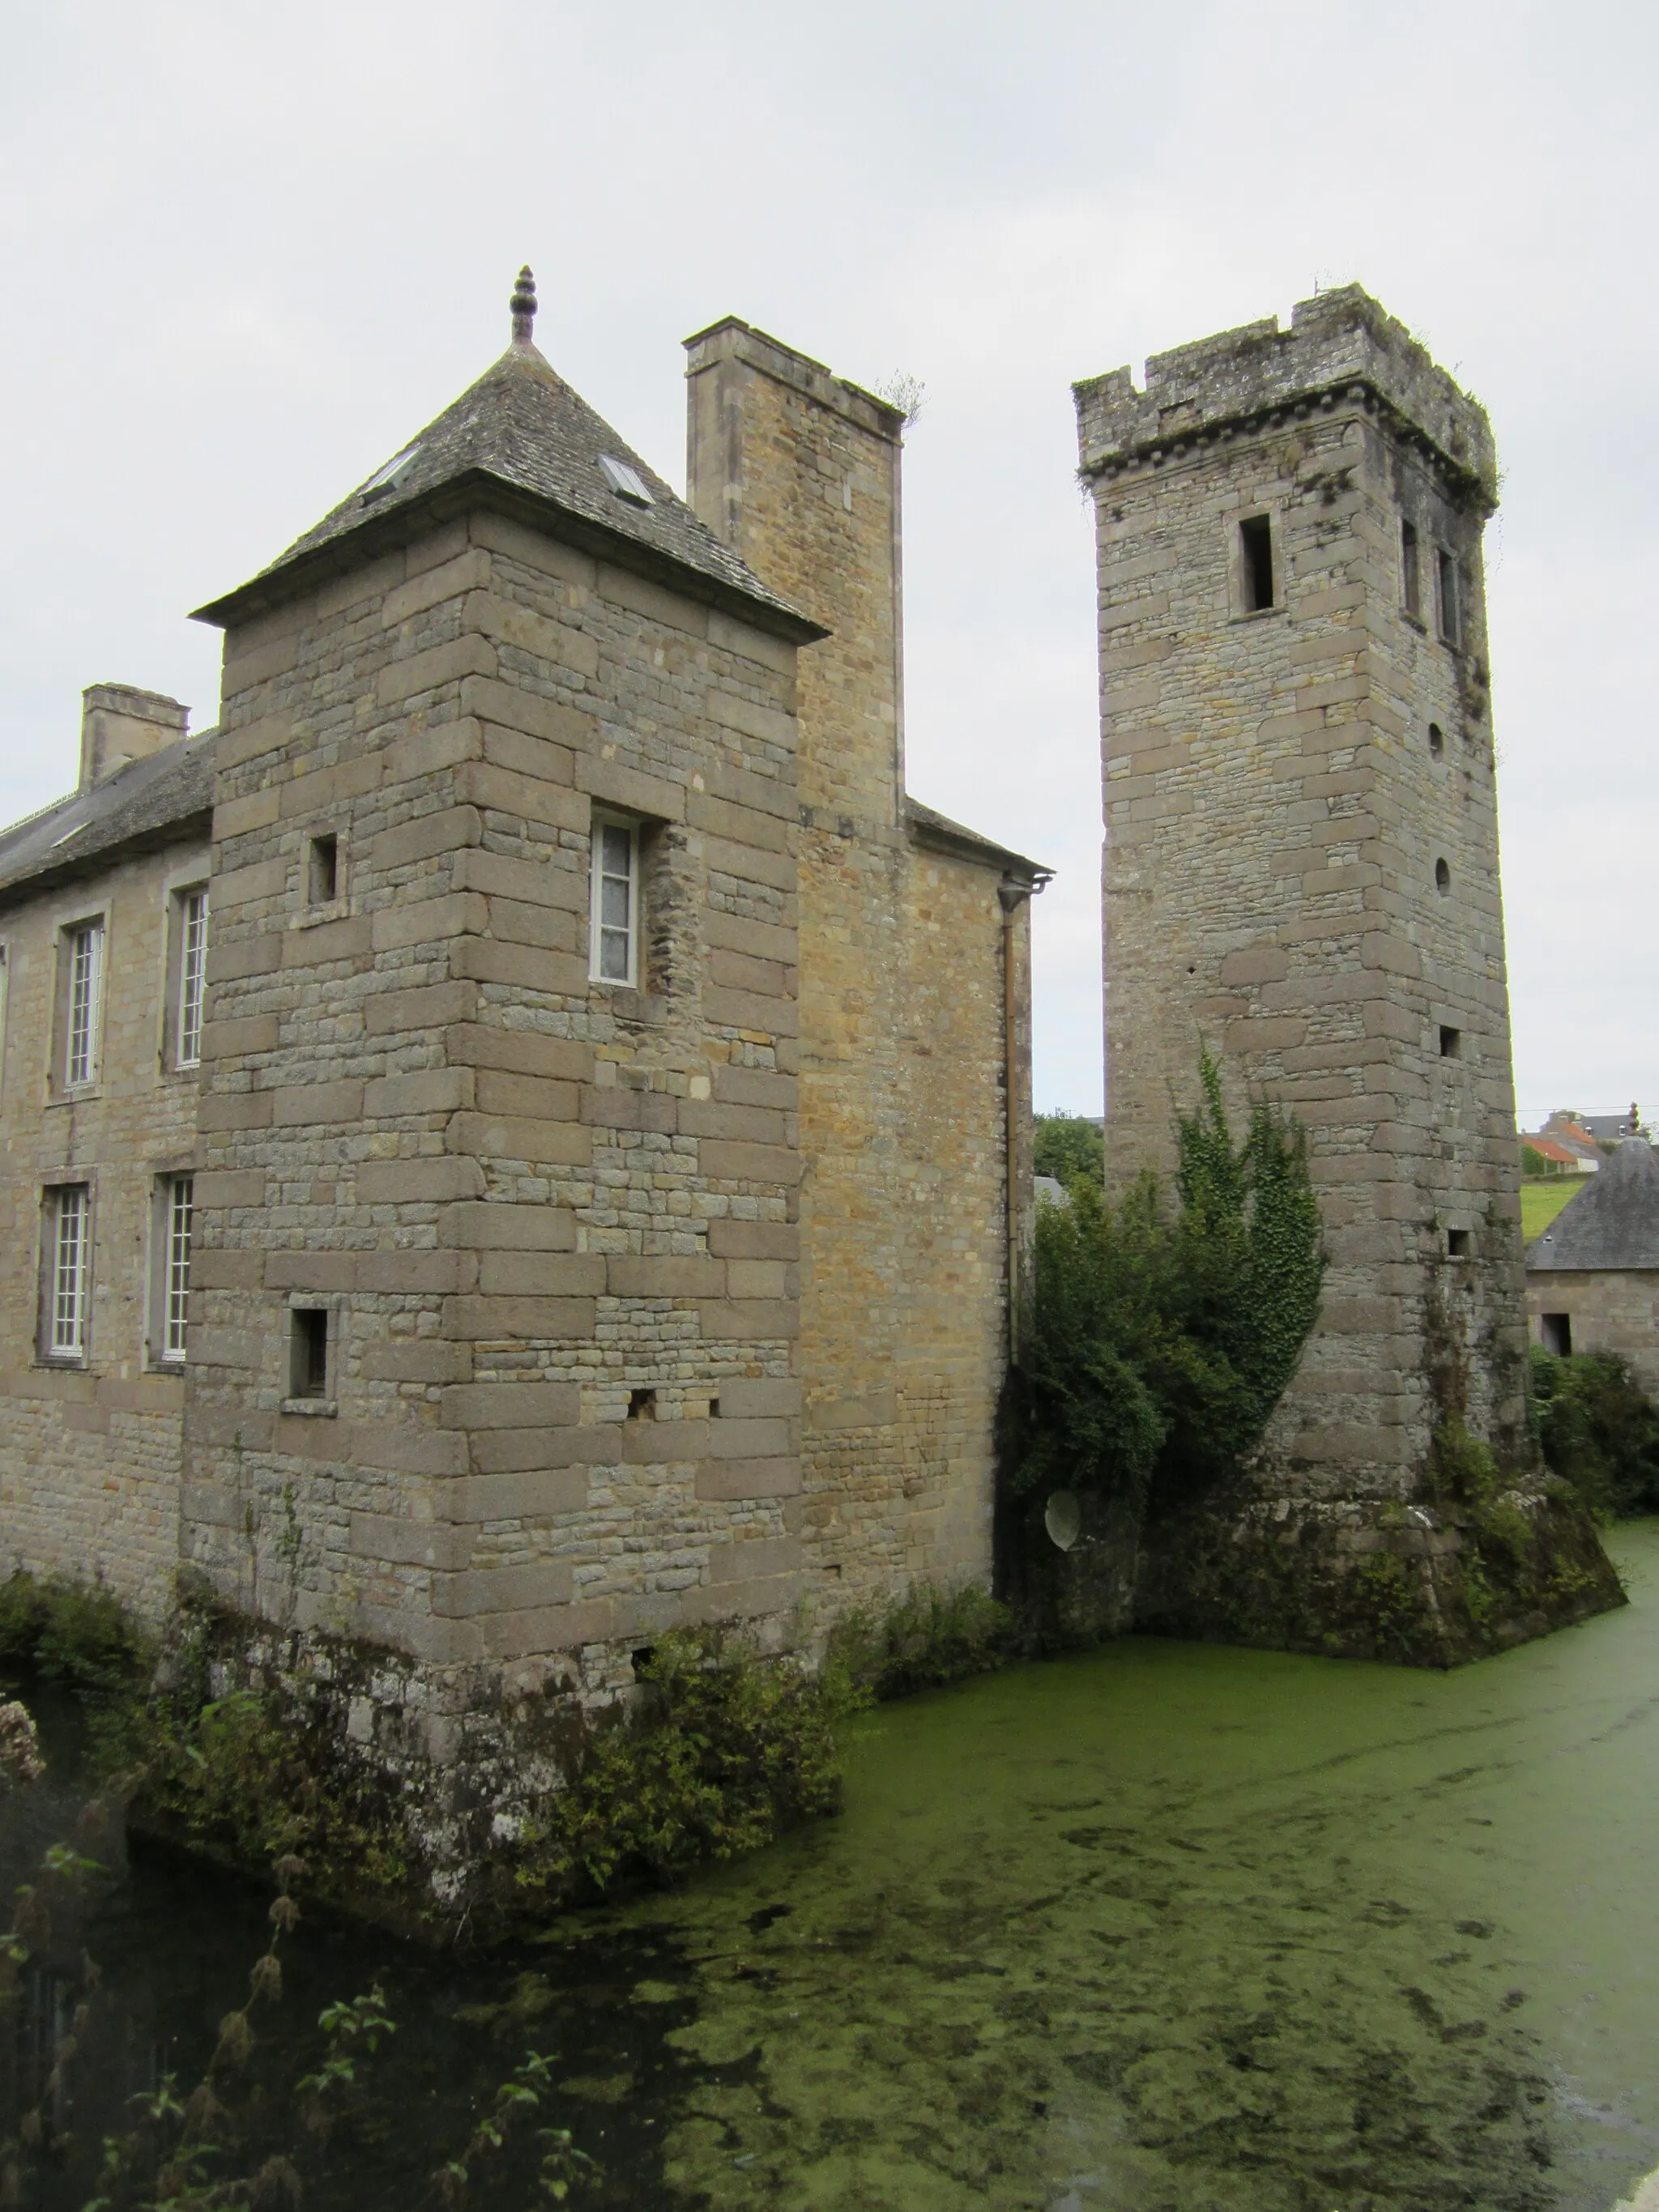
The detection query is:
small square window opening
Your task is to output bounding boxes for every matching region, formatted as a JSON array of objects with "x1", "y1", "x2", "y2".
[
  {"x1": 308, "y1": 835, "x2": 339, "y2": 906},
  {"x1": 1541, "y1": 1313, "x2": 1572, "y2": 1357},
  {"x1": 591, "y1": 817, "x2": 639, "y2": 986},
  {"x1": 1401, "y1": 520, "x2": 1422, "y2": 619},
  {"x1": 1439, "y1": 1026, "x2": 1461, "y2": 1059},
  {"x1": 627, "y1": 1387, "x2": 656, "y2": 1421},
  {"x1": 1239, "y1": 516, "x2": 1275, "y2": 612},
  {"x1": 1446, "y1": 1228, "x2": 1469, "y2": 1259},
  {"x1": 290, "y1": 1309, "x2": 329, "y2": 1399}
]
